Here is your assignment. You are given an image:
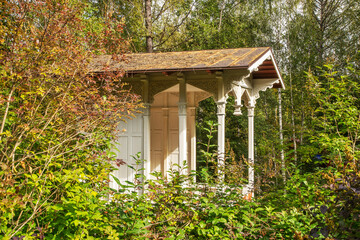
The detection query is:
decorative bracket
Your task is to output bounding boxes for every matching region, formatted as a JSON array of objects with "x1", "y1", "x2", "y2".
[
  {"x1": 252, "y1": 78, "x2": 281, "y2": 100},
  {"x1": 231, "y1": 83, "x2": 245, "y2": 116}
]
